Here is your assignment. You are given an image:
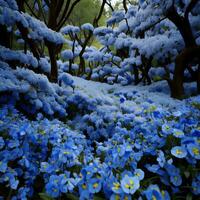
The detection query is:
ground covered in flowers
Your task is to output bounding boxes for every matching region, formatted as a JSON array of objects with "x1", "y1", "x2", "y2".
[{"x1": 0, "y1": 69, "x2": 200, "y2": 200}]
